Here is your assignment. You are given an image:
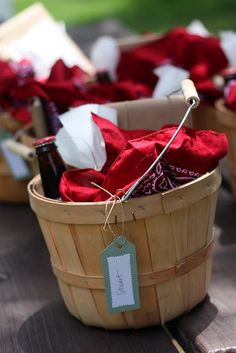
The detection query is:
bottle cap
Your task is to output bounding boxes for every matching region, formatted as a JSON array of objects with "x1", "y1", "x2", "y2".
[
  {"x1": 222, "y1": 67, "x2": 236, "y2": 76},
  {"x1": 33, "y1": 136, "x2": 56, "y2": 148},
  {"x1": 222, "y1": 67, "x2": 236, "y2": 83}
]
